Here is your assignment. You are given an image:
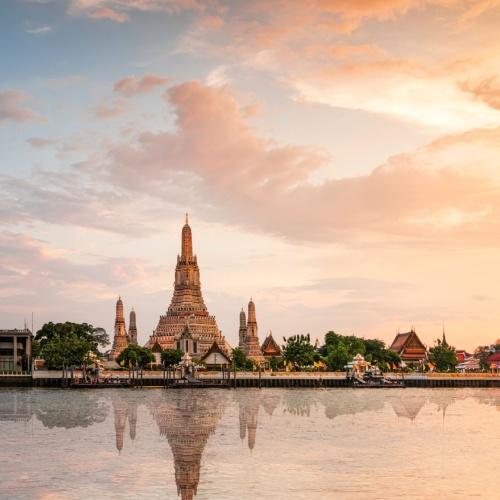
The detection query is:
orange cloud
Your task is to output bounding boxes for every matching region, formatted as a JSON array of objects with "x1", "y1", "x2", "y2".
[{"x1": 459, "y1": 77, "x2": 500, "y2": 110}]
